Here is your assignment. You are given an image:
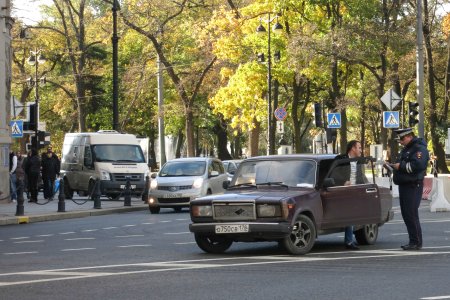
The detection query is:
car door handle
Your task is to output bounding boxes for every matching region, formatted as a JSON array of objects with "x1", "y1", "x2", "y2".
[{"x1": 366, "y1": 188, "x2": 377, "y2": 193}]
